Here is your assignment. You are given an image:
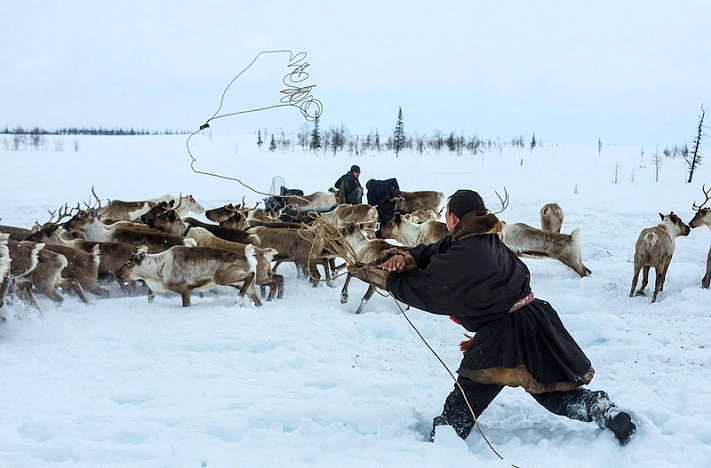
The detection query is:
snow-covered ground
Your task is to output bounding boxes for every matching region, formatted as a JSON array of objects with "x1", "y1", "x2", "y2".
[{"x1": 1, "y1": 133, "x2": 710, "y2": 468}]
